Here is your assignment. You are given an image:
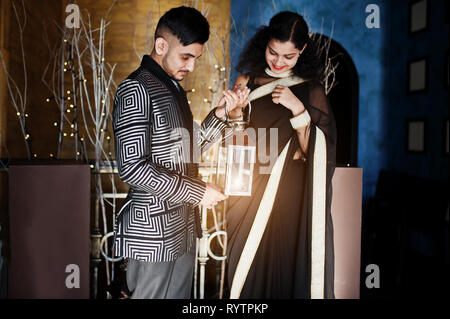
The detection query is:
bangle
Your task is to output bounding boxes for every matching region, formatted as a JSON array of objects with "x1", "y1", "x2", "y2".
[{"x1": 290, "y1": 110, "x2": 311, "y2": 130}]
